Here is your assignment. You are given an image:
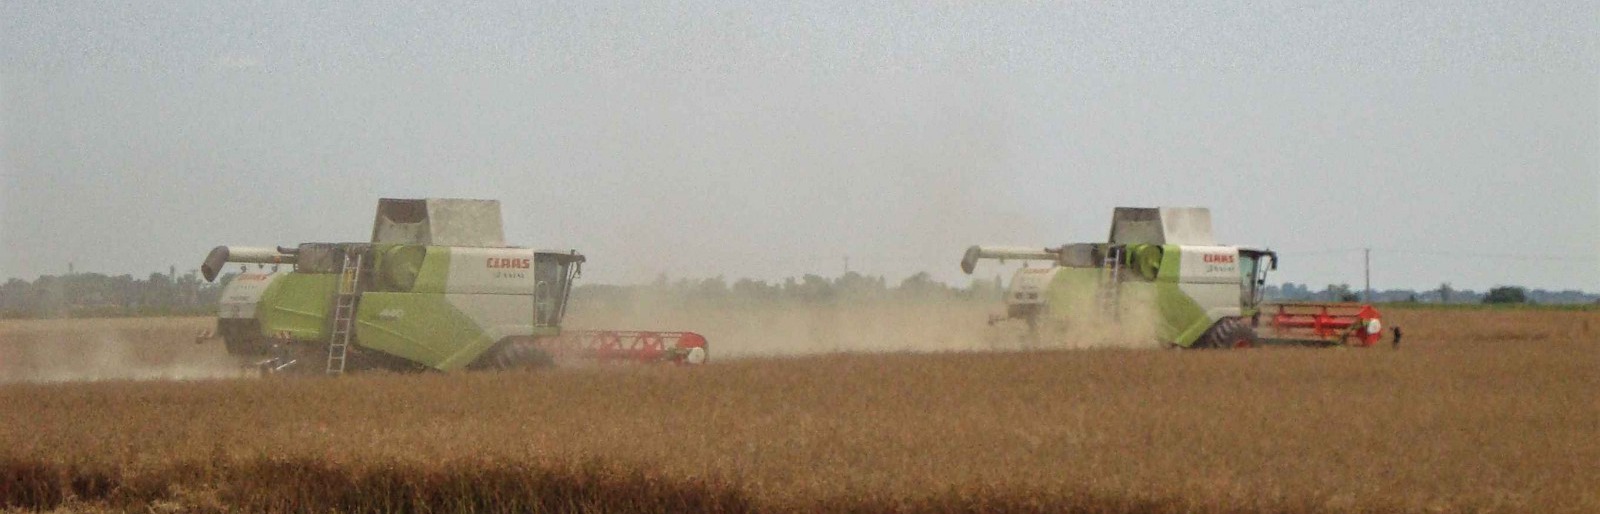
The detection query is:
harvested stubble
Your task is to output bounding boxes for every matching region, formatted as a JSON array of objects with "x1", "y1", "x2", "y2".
[{"x1": 1, "y1": 308, "x2": 1597, "y2": 513}]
